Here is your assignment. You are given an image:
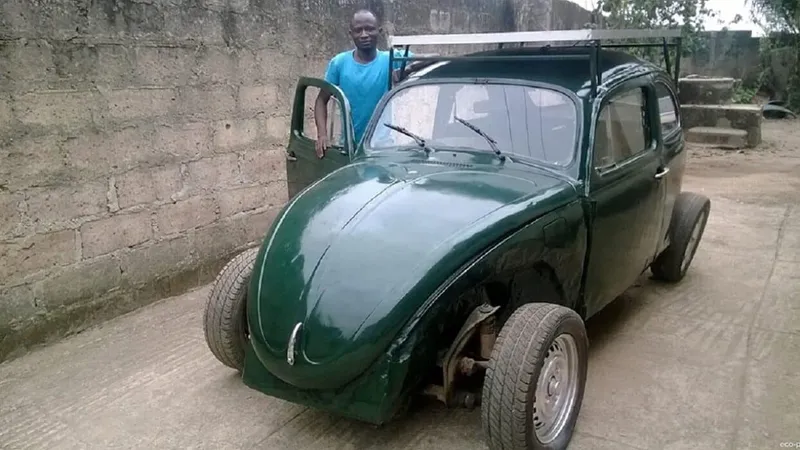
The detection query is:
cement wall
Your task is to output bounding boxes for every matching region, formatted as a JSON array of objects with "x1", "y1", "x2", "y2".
[
  {"x1": 679, "y1": 29, "x2": 800, "y2": 102},
  {"x1": 0, "y1": 0, "x2": 591, "y2": 362},
  {"x1": 680, "y1": 30, "x2": 763, "y2": 87}
]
